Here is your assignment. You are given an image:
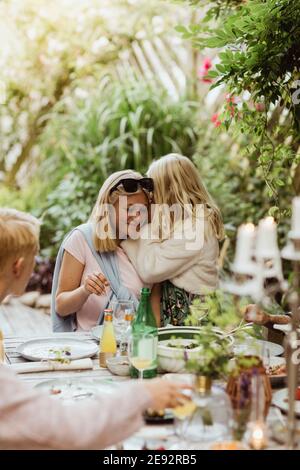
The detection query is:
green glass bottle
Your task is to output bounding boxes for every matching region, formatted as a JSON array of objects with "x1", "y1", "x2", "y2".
[{"x1": 130, "y1": 287, "x2": 158, "y2": 379}]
